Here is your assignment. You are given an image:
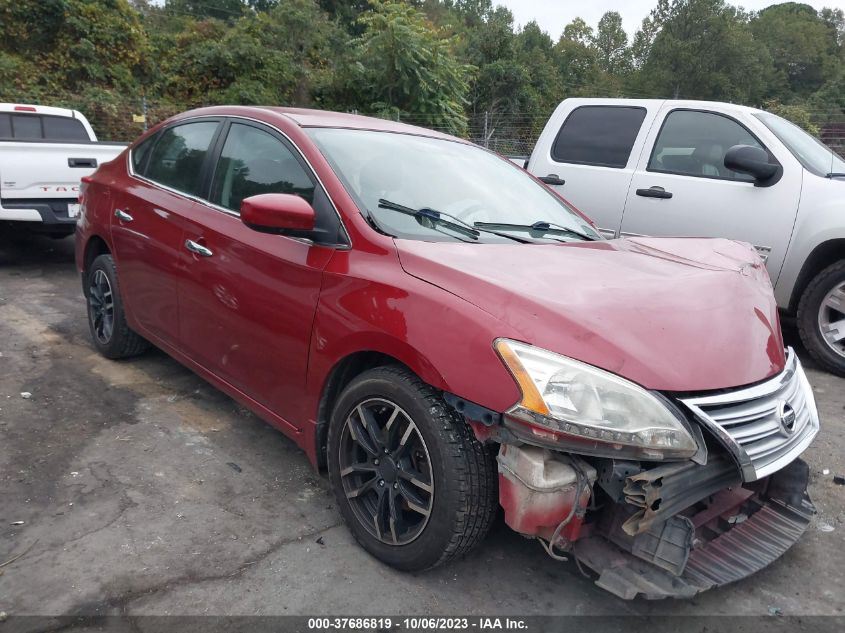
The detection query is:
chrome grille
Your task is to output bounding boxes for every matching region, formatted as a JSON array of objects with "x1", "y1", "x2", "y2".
[{"x1": 681, "y1": 349, "x2": 819, "y2": 482}]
